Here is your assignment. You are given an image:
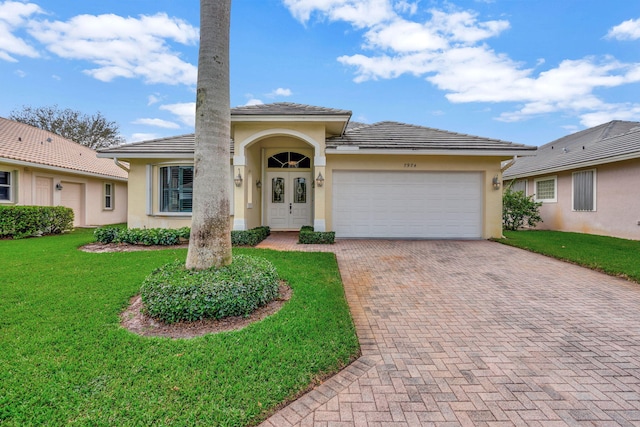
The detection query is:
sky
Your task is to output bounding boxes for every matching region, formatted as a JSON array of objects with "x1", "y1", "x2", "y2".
[{"x1": 1, "y1": 0, "x2": 640, "y2": 147}]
